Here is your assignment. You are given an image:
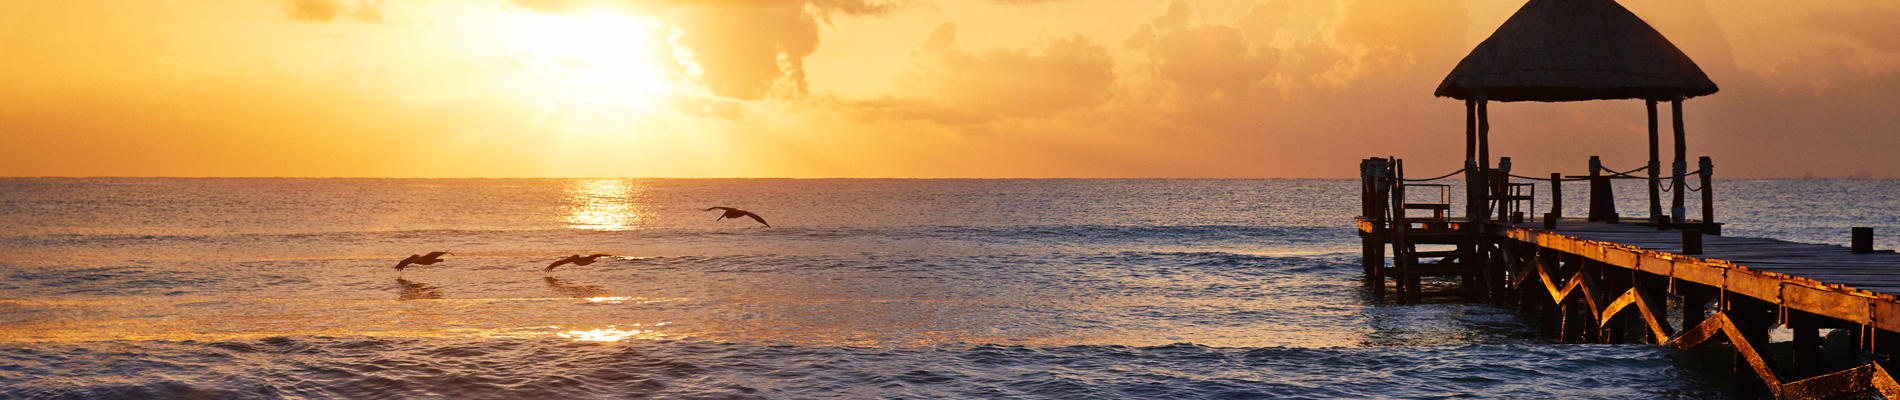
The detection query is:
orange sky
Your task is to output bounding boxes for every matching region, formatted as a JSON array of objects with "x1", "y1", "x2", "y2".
[{"x1": 0, "y1": 0, "x2": 1895, "y2": 178}]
